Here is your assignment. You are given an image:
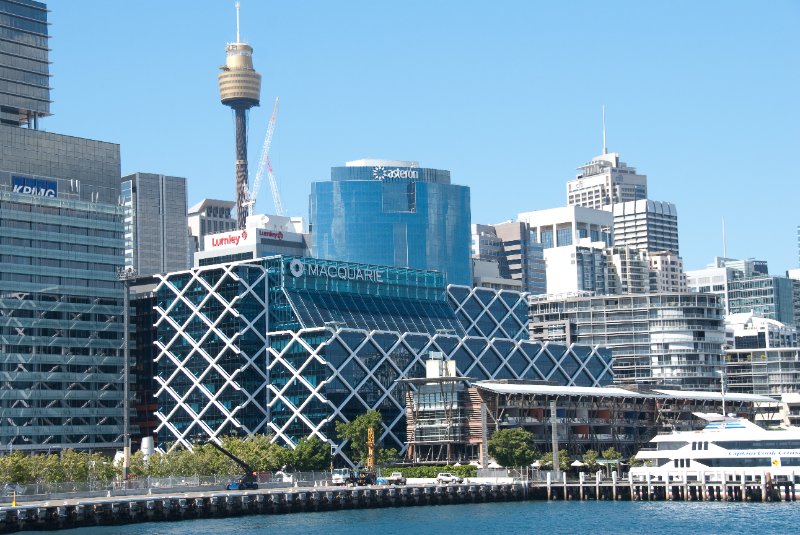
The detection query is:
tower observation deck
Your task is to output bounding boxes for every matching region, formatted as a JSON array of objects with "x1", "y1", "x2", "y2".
[{"x1": 219, "y1": 2, "x2": 262, "y2": 229}]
